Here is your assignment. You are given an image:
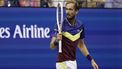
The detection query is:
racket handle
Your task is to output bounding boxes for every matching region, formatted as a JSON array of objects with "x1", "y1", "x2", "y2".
[{"x1": 59, "y1": 40, "x2": 62, "y2": 53}]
